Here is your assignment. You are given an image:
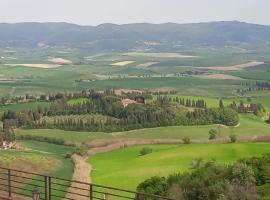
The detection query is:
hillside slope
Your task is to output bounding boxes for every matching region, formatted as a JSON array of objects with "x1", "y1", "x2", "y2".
[{"x1": 1, "y1": 21, "x2": 270, "y2": 51}]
